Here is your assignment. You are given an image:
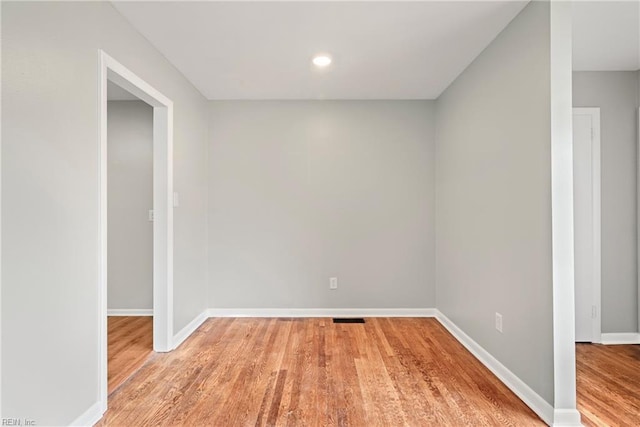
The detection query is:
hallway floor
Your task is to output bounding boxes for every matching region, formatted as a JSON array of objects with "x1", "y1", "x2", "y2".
[{"x1": 108, "y1": 316, "x2": 153, "y2": 394}]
